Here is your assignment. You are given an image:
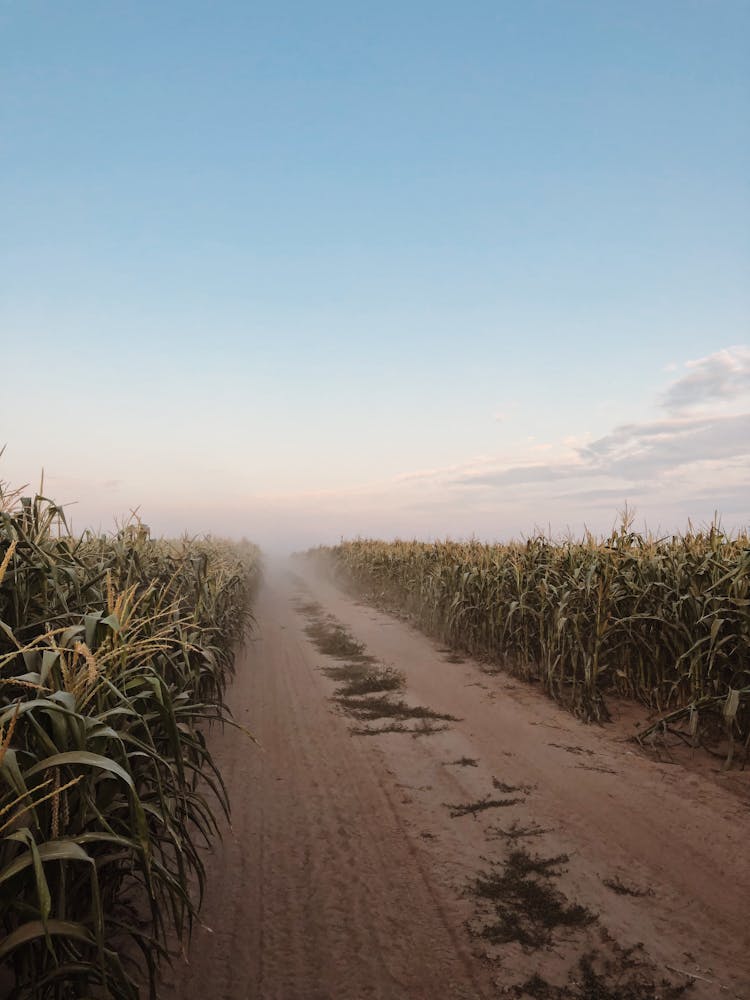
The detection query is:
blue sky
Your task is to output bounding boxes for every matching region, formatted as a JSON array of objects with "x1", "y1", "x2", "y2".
[{"x1": 2, "y1": 1, "x2": 749, "y2": 549}]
